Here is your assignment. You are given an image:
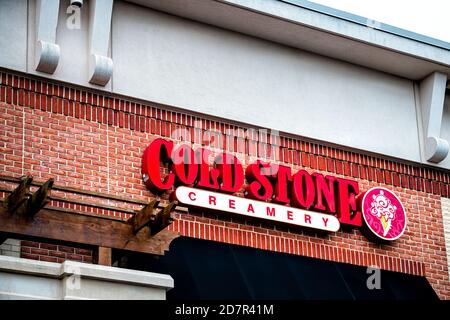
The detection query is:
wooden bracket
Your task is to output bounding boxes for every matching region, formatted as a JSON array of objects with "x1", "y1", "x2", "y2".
[
  {"x1": 127, "y1": 200, "x2": 176, "y2": 237},
  {"x1": 4, "y1": 175, "x2": 33, "y2": 214},
  {"x1": 150, "y1": 201, "x2": 176, "y2": 236},
  {"x1": 128, "y1": 199, "x2": 160, "y2": 234},
  {"x1": 27, "y1": 178, "x2": 54, "y2": 217},
  {"x1": 3, "y1": 175, "x2": 54, "y2": 217}
]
